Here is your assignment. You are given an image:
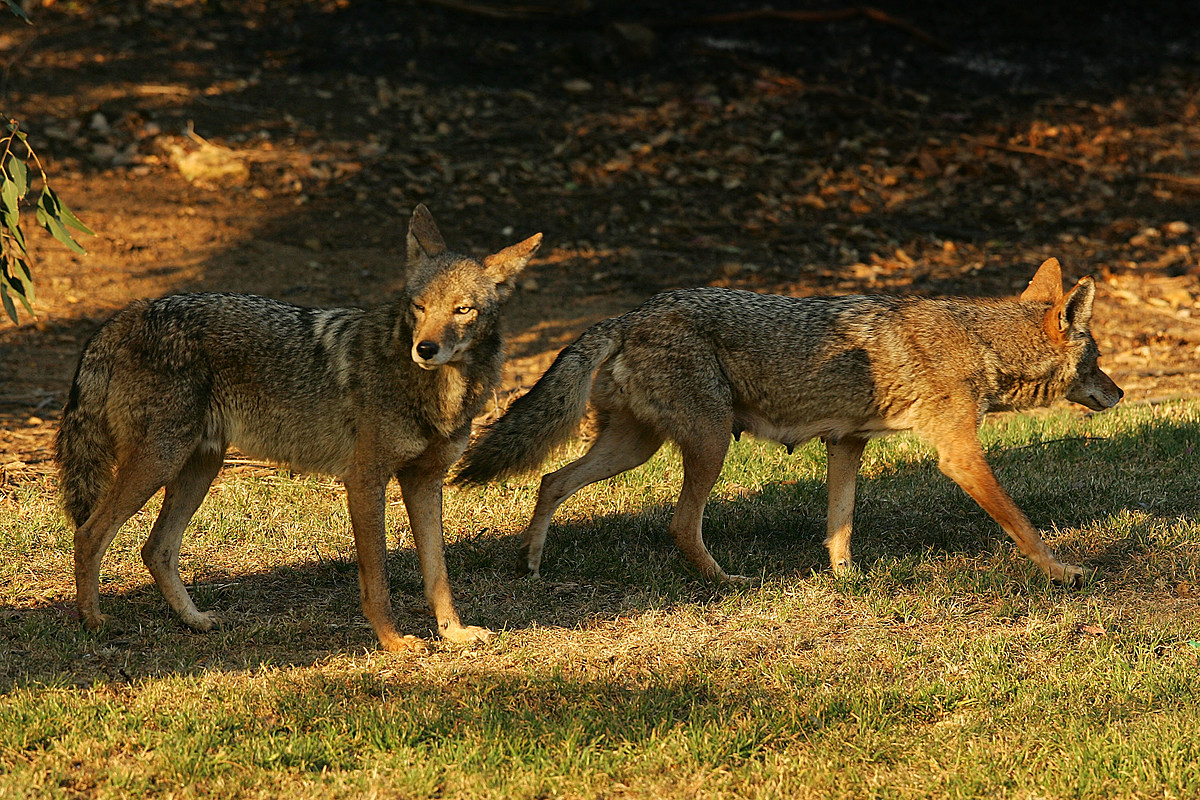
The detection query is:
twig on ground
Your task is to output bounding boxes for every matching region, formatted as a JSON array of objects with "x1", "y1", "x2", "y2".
[{"x1": 1005, "y1": 436, "x2": 1110, "y2": 451}]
